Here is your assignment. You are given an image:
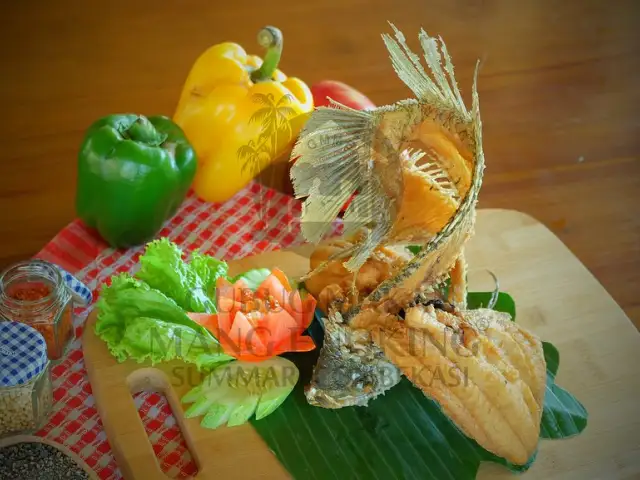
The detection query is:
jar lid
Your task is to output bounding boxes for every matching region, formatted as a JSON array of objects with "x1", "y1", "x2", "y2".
[
  {"x1": 0, "y1": 321, "x2": 48, "y2": 387},
  {"x1": 57, "y1": 266, "x2": 92, "y2": 305}
]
